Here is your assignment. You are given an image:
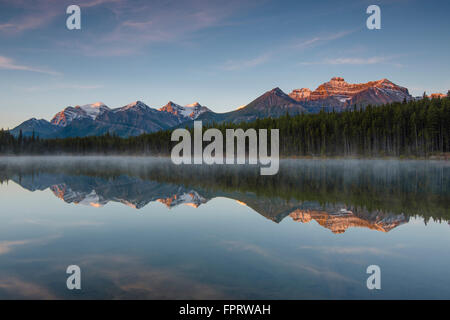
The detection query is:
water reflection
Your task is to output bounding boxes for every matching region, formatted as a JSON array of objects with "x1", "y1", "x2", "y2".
[
  {"x1": 0, "y1": 157, "x2": 449, "y2": 299},
  {"x1": 1, "y1": 157, "x2": 448, "y2": 233}
]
